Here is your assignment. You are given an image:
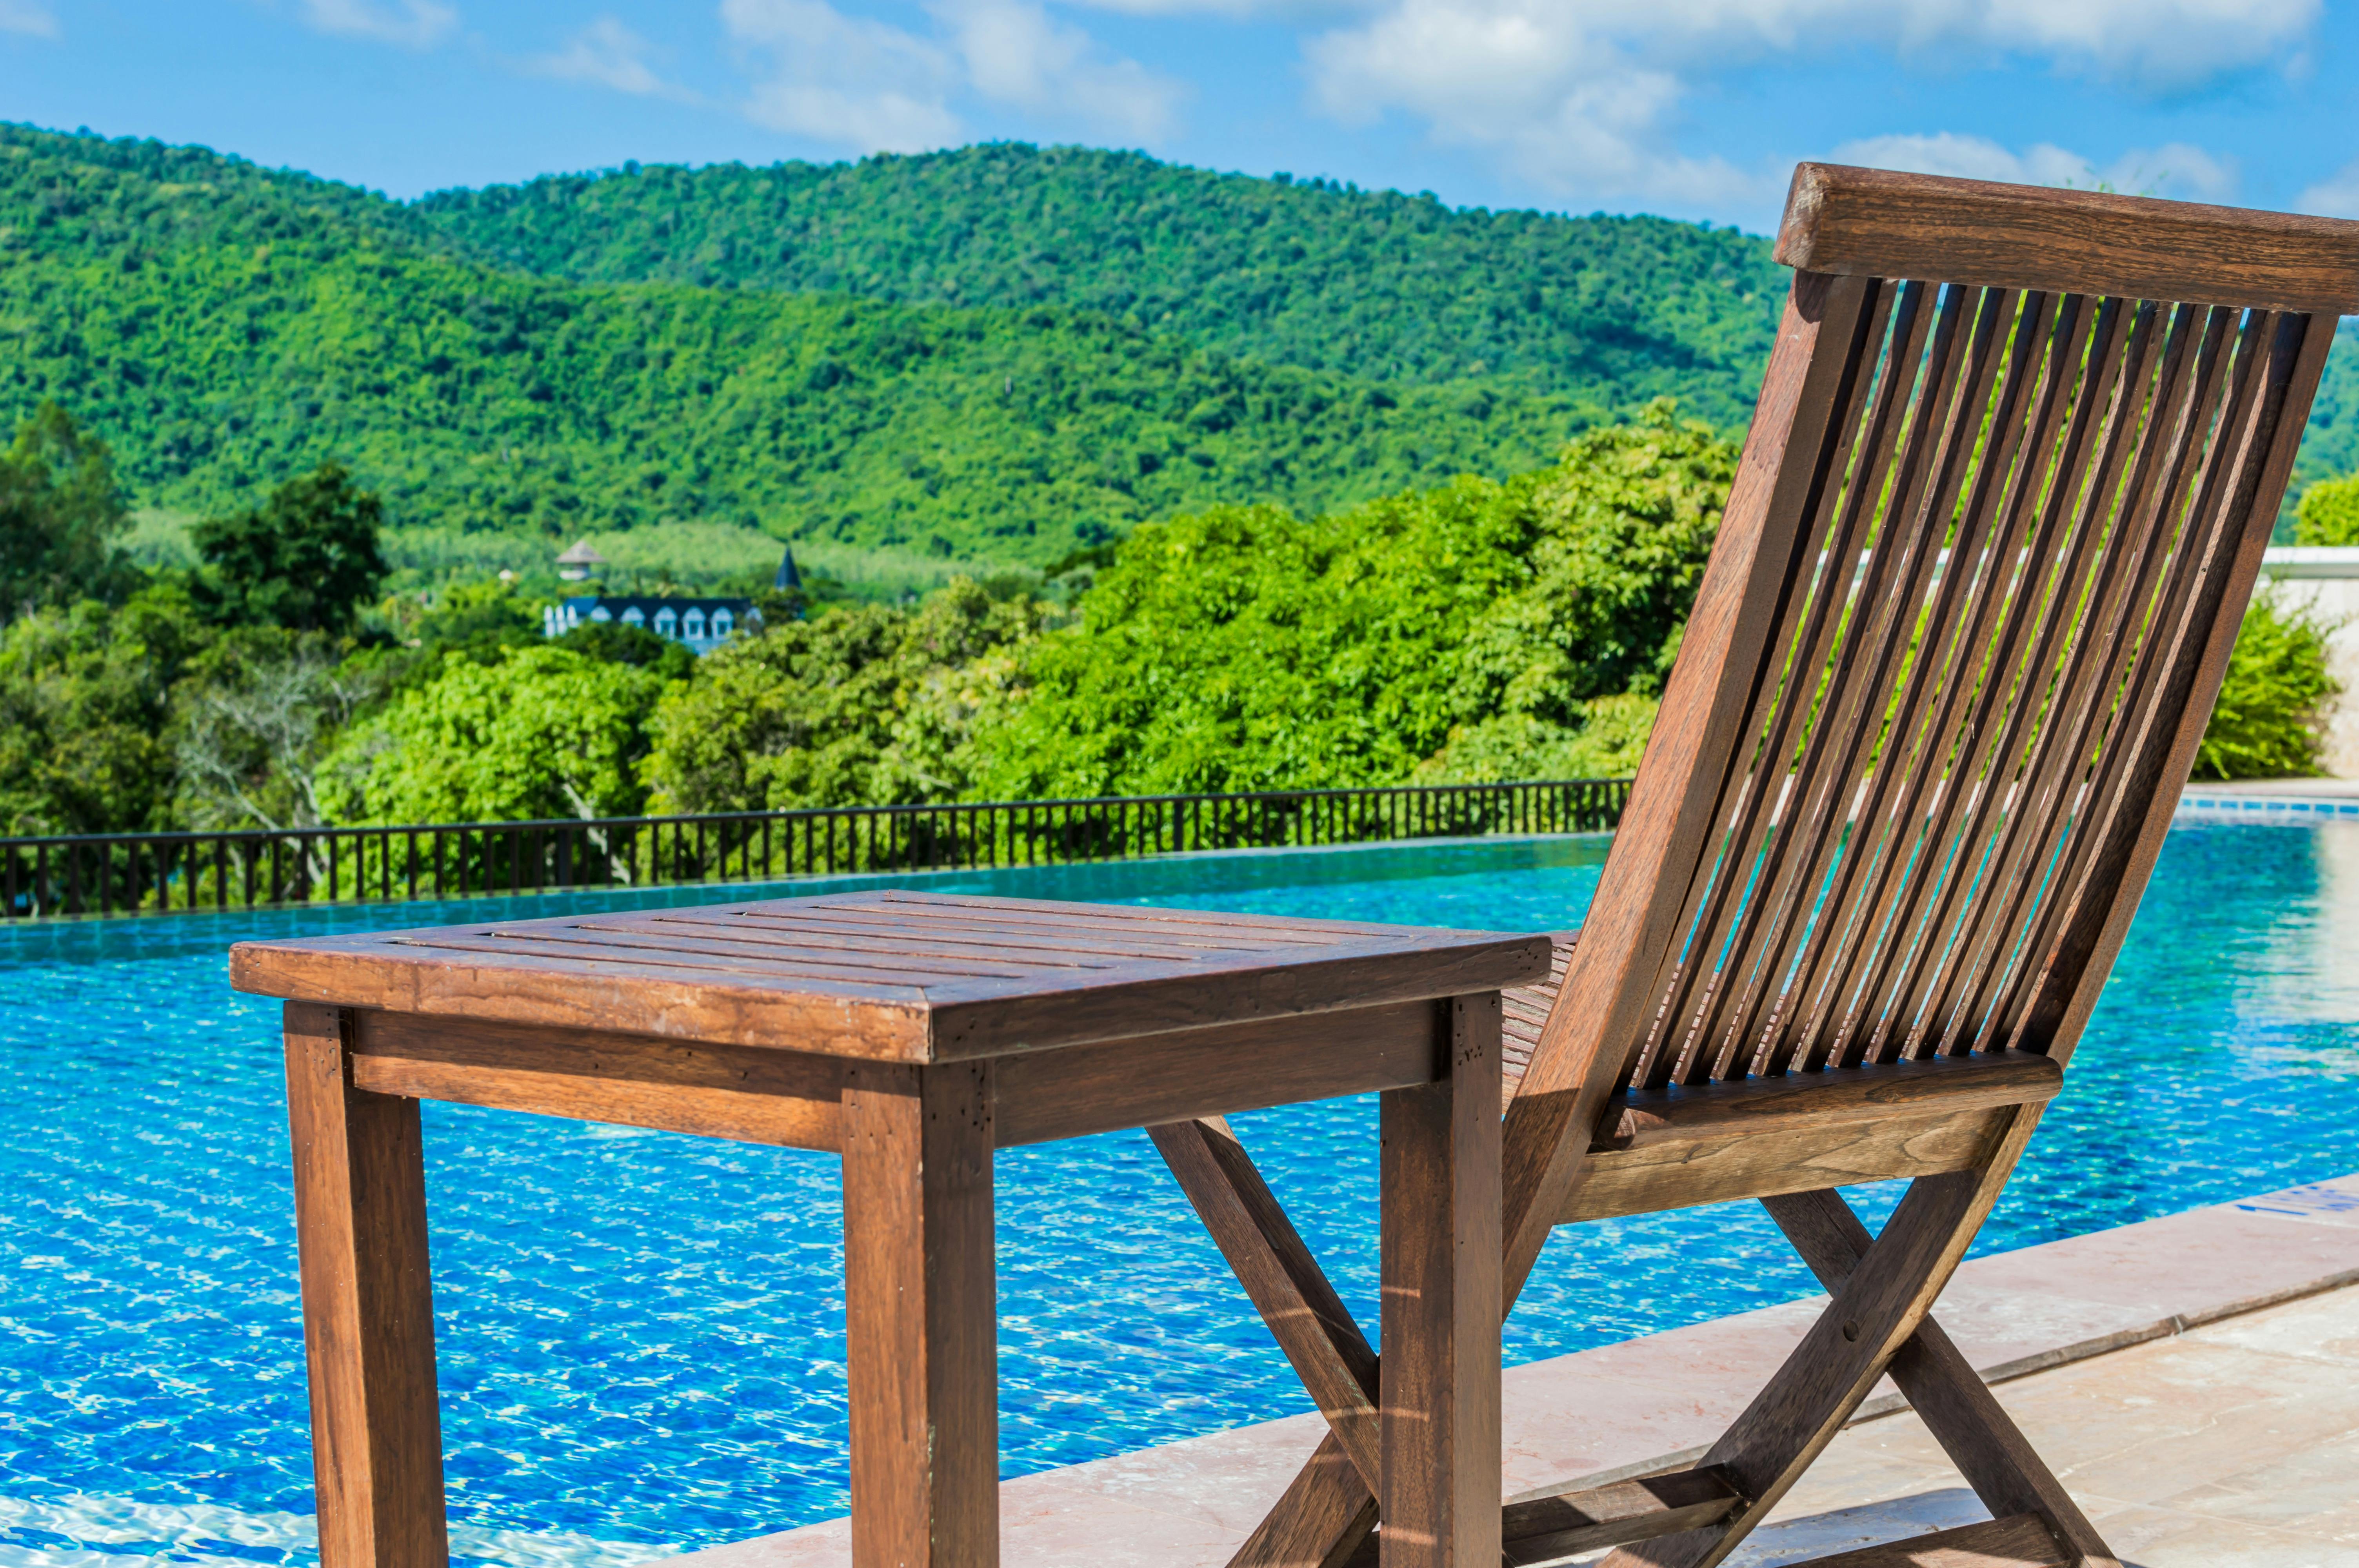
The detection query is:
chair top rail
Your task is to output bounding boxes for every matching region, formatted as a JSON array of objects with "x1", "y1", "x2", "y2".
[{"x1": 1777, "y1": 162, "x2": 2359, "y2": 314}]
